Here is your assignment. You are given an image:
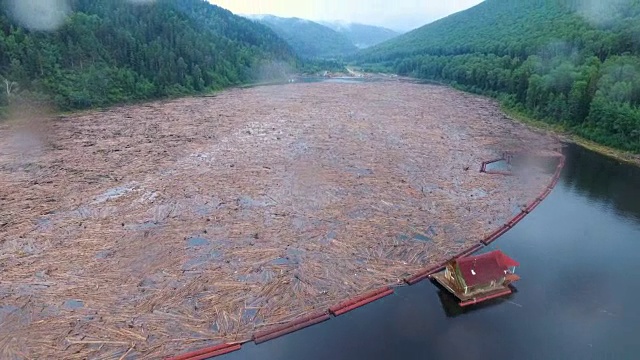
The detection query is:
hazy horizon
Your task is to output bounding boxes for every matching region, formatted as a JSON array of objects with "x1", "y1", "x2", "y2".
[{"x1": 207, "y1": 0, "x2": 484, "y2": 32}]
